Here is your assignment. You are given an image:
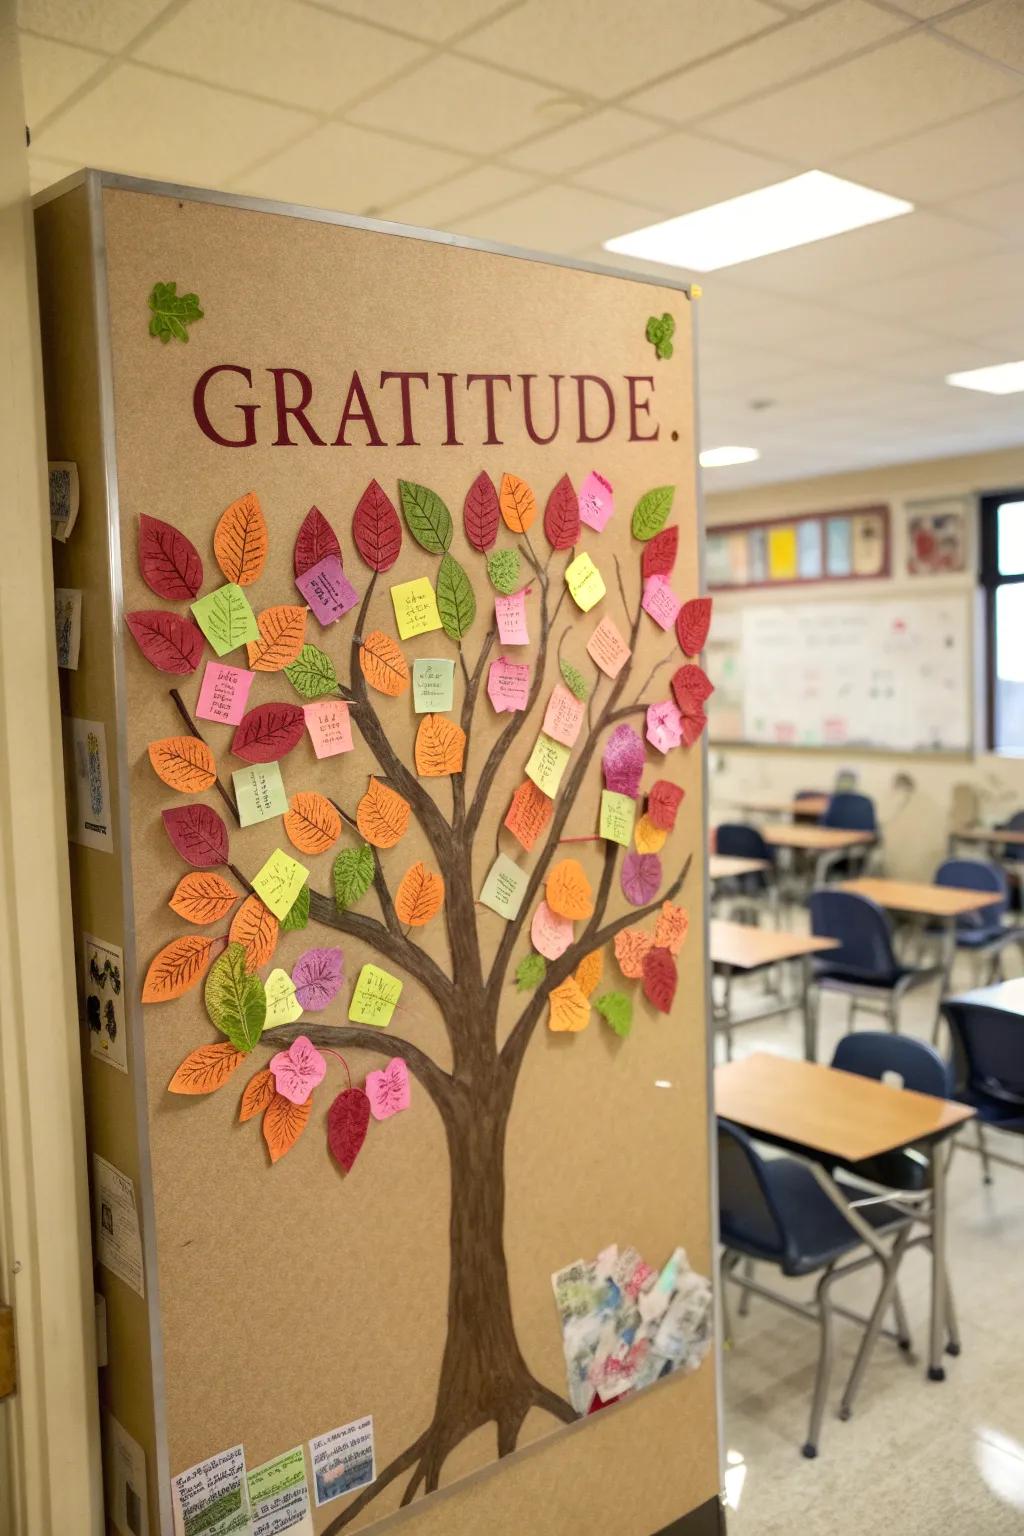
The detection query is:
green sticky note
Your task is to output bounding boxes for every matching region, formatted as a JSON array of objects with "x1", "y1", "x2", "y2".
[
  {"x1": 264, "y1": 967, "x2": 303, "y2": 1027},
  {"x1": 412, "y1": 657, "x2": 456, "y2": 714},
  {"x1": 252, "y1": 848, "x2": 309, "y2": 921},
  {"x1": 525, "y1": 733, "x2": 571, "y2": 798},
  {"x1": 600, "y1": 789, "x2": 636, "y2": 847},
  {"x1": 391, "y1": 577, "x2": 442, "y2": 640},
  {"x1": 247, "y1": 1445, "x2": 308, "y2": 1507},
  {"x1": 480, "y1": 853, "x2": 528, "y2": 920},
  {"x1": 232, "y1": 762, "x2": 288, "y2": 827},
  {"x1": 191, "y1": 583, "x2": 259, "y2": 656},
  {"x1": 349, "y1": 962, "x2": 403, "y2": 1026}
]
